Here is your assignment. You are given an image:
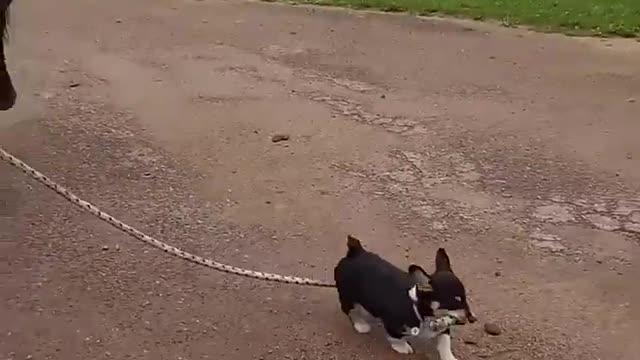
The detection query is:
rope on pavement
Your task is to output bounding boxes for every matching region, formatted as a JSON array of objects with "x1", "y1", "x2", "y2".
[{"x1": 0, "y1": 146, "x2": 336, "y2": 288}]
